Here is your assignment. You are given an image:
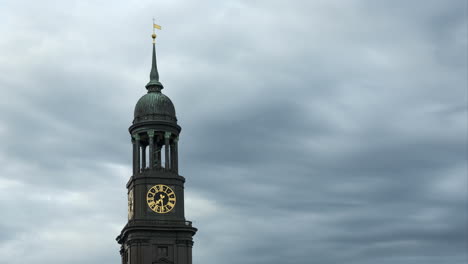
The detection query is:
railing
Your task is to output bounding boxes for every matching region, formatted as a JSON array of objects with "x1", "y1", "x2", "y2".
[
  {"x1": 138, "y1": 167, "x2": 177, "y2": 174},
  {"x1": 127, "y1": 219, "x2": 192, "y2": 227}
]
